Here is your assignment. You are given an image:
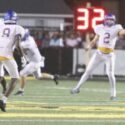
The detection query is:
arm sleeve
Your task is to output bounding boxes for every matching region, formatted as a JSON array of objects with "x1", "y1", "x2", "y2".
[
  {"x1": 15, "y1": 25, "x2": 25, "y2": 39},
  {"x1": 117, "y1": 24, "x2": 123, "y2": 31}
]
